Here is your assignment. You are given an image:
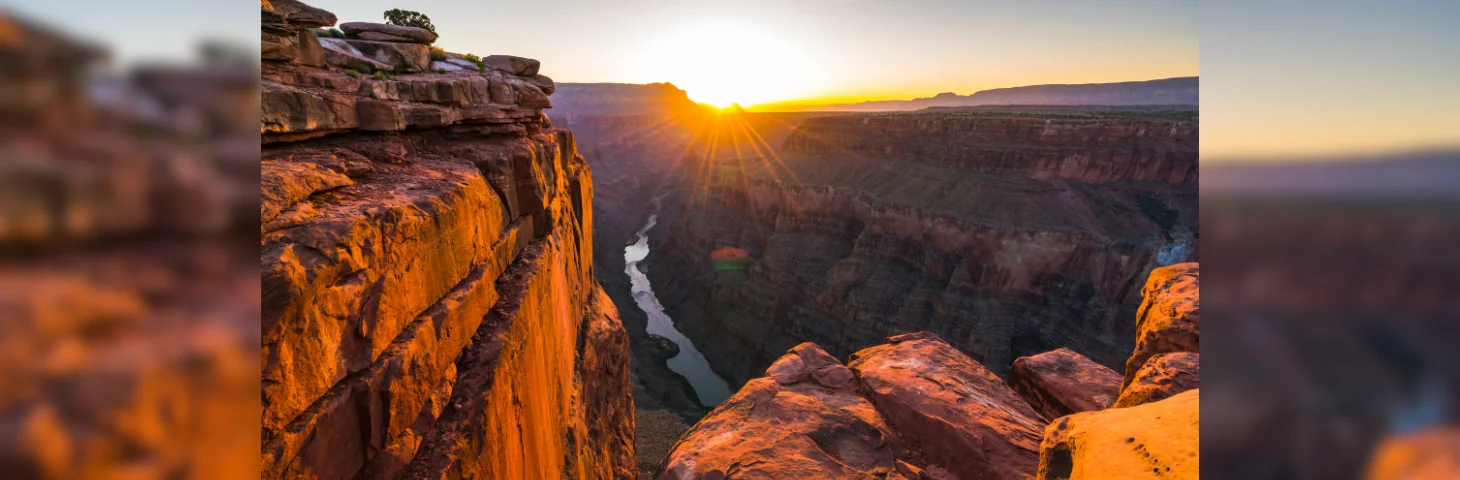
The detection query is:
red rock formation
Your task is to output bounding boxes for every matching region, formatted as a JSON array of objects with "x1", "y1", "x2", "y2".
[
  {"x1": 1036, "y1": 389, "x2": 1199, "y2": 480},
  {"x1": 258, "y1": 2, "x2": 634, "y2": 478},
  {"x1": 850, "y1": 332, "x2": 1047, "y2": 479},
  {"x1": 660, "y1": 332, "x2": 1046, "y2": 480},
  {"x1": 1121, "y1": 262, "x2": 1199, "y2": 390},
  {"x1": 1008, "y1": 348, "x2": 1122, "y2": 419},
  {"x1": 656, "y1": 344, "x2": 912, "y2": 479},
  {"x1": 1112, "y1": 352, "x2": 1199, "y2": 408}
]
